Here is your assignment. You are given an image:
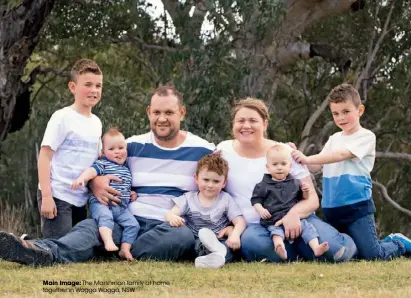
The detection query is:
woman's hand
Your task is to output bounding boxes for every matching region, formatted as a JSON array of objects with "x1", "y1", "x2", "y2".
[
  {"x1": 275, "y1": 212, "x2": 302, "y2": 240},
  {"x1": 90, "y1": 175, "x2": 122, "y2": 206}
]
